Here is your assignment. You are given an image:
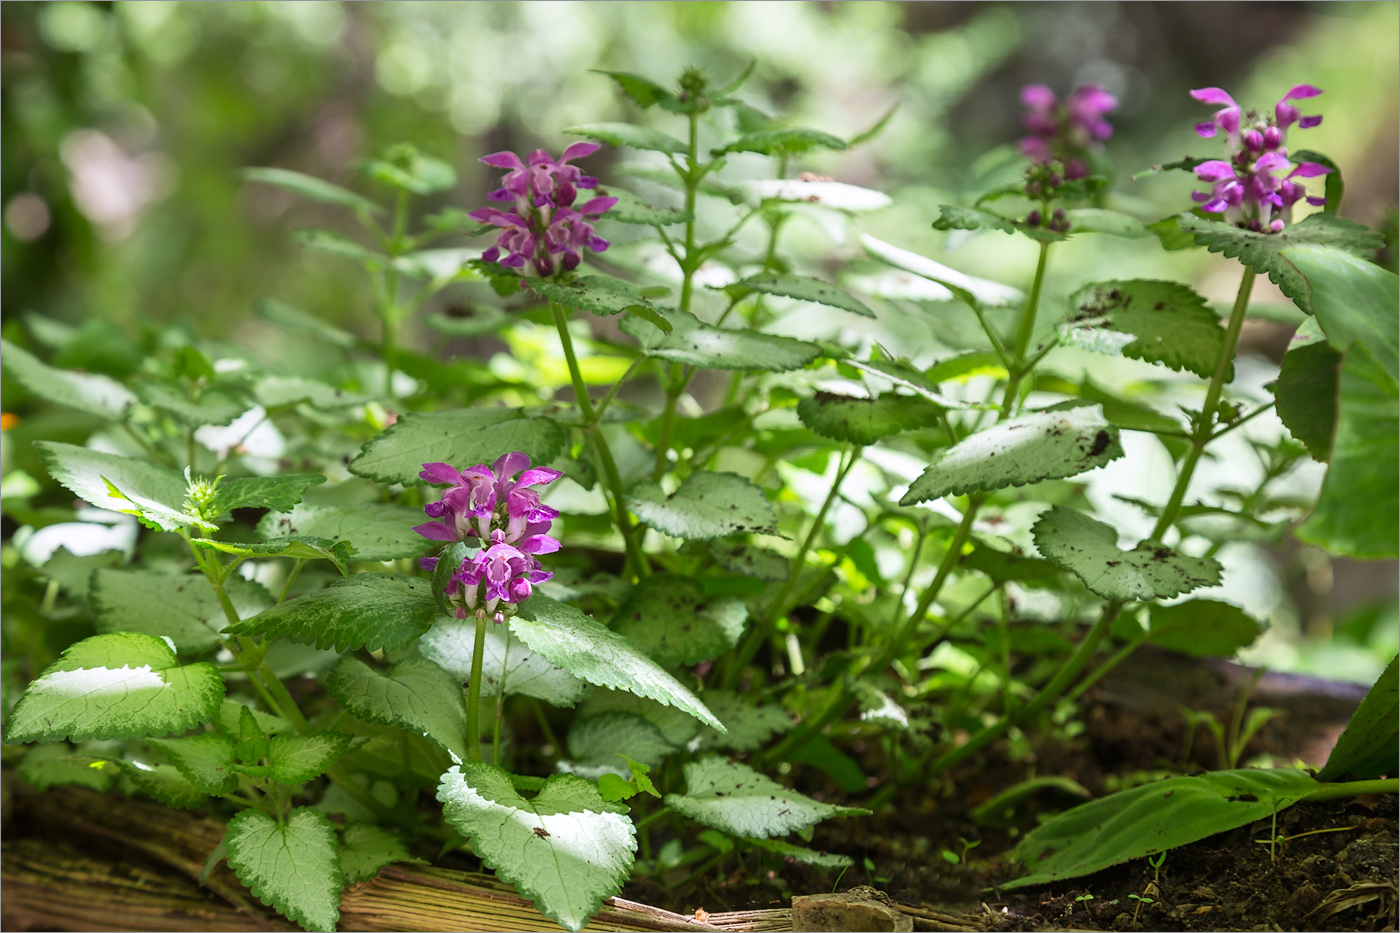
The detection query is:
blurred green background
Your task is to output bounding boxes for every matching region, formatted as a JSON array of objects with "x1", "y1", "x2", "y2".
[{"x1": 2, "y1": 0, "x2": 1396, "y2": 679}]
